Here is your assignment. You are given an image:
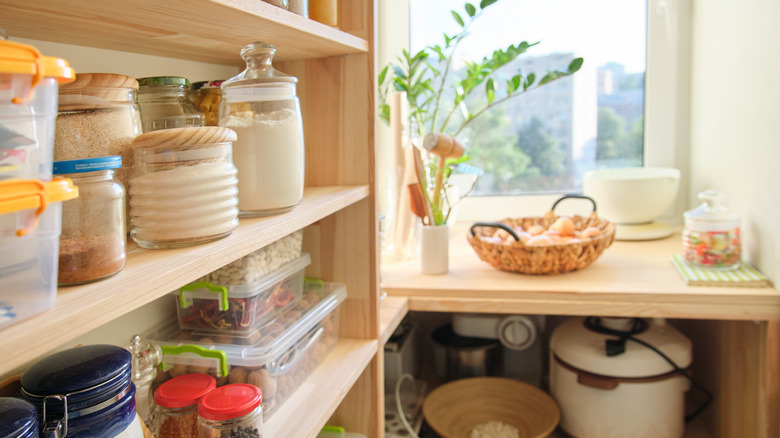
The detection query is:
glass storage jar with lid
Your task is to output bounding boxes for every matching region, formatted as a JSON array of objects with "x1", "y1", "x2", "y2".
[
  {"x1": 198, "y1": 384, "x2": 263, "y2": 437},
  {"x1": 129, "y1": 126, "x2": 239, "y2": 249},
  {"x1": 55, "y1": 73, "x2": 141, "y2": 196},
  {"x1": 154, "y1": 373, "x2": 216, "y2": 438},
  {"x1": 220, "y1": 42, "x2": 305, "y2": 217},
  {"x1": 54, "y1": 156, "x2": 126, "y2": 286},
  {"x1": 137, "y1": 76, "x2": 204, "y2": 132},
  {"x1": 0, "y1": 397, "x2": 38, "y2": 438},
  {"x1": 683, "y1": 189, "x2": 741, "y2": 269}
]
